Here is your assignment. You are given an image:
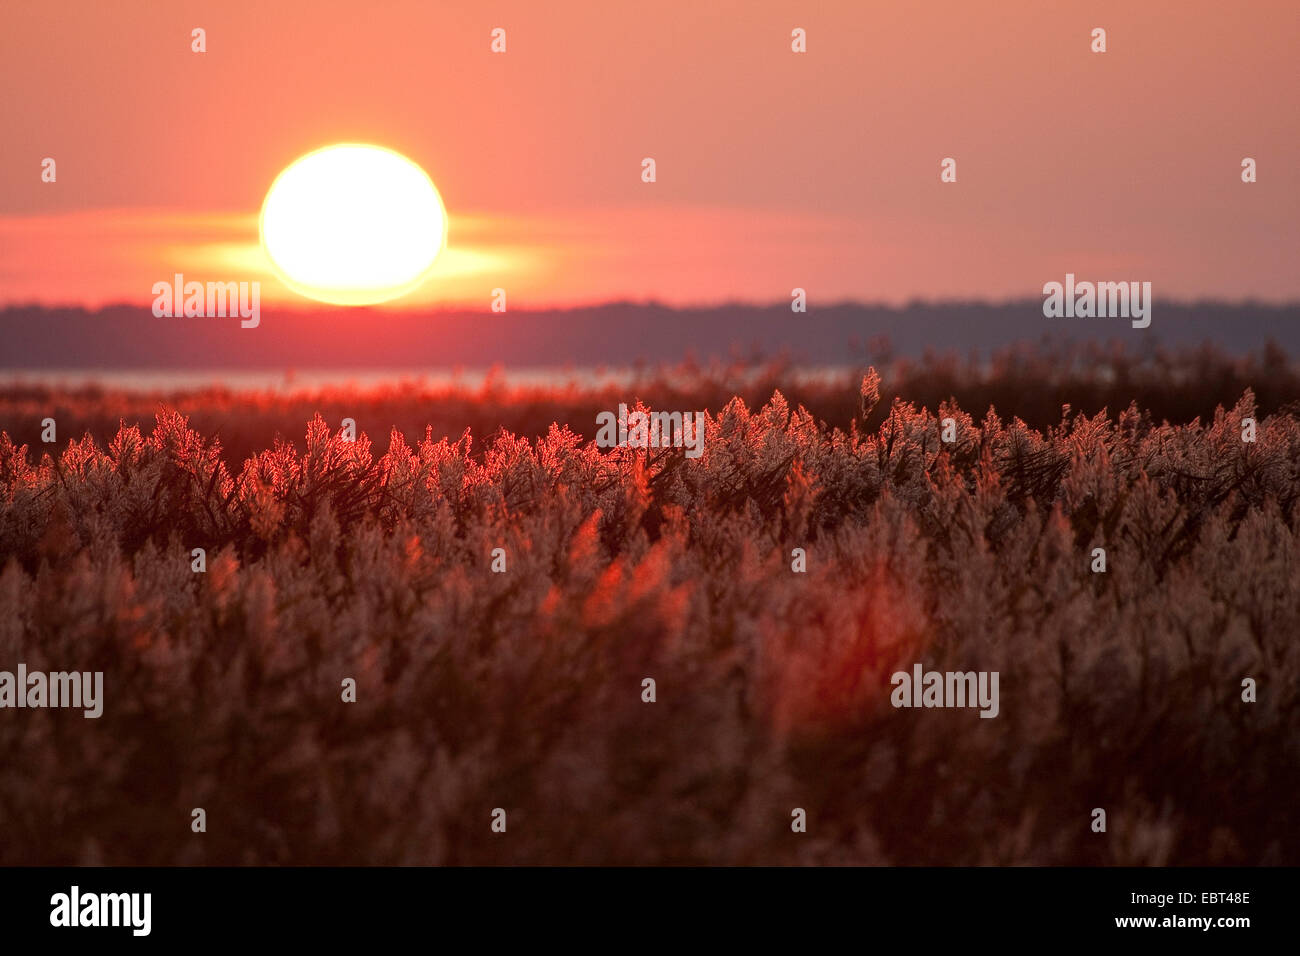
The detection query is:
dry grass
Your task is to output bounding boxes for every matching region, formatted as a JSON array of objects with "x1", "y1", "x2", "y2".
[{"x1": 0, "y1": 351, "x2": 1297, "y2": 864}]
